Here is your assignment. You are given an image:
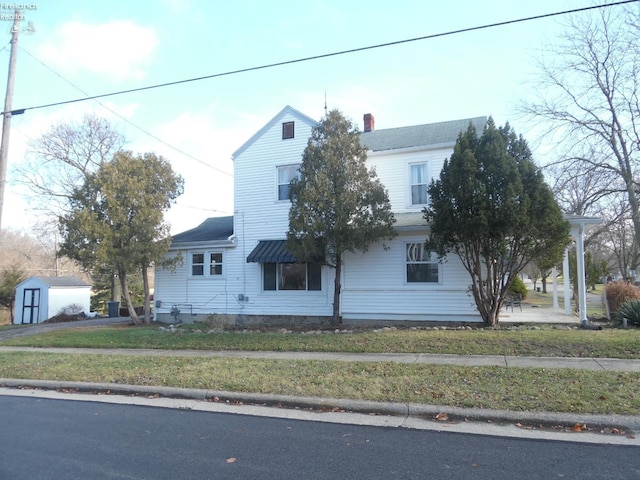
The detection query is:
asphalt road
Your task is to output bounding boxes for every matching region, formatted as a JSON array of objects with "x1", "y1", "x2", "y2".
[{"x1": 1, "y1": 395, "x2": 638, "y2": 480}]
